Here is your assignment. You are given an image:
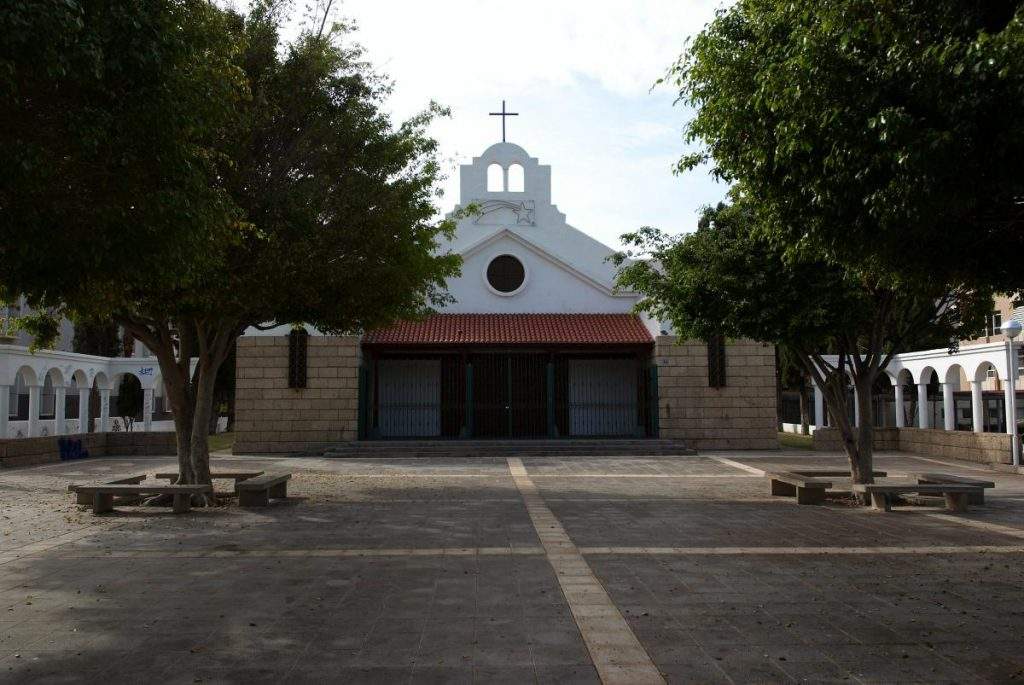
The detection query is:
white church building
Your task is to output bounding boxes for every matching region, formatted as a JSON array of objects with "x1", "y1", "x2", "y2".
[{"x1": 233, "y1": 140, "x2": 778, "y2": 453}]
